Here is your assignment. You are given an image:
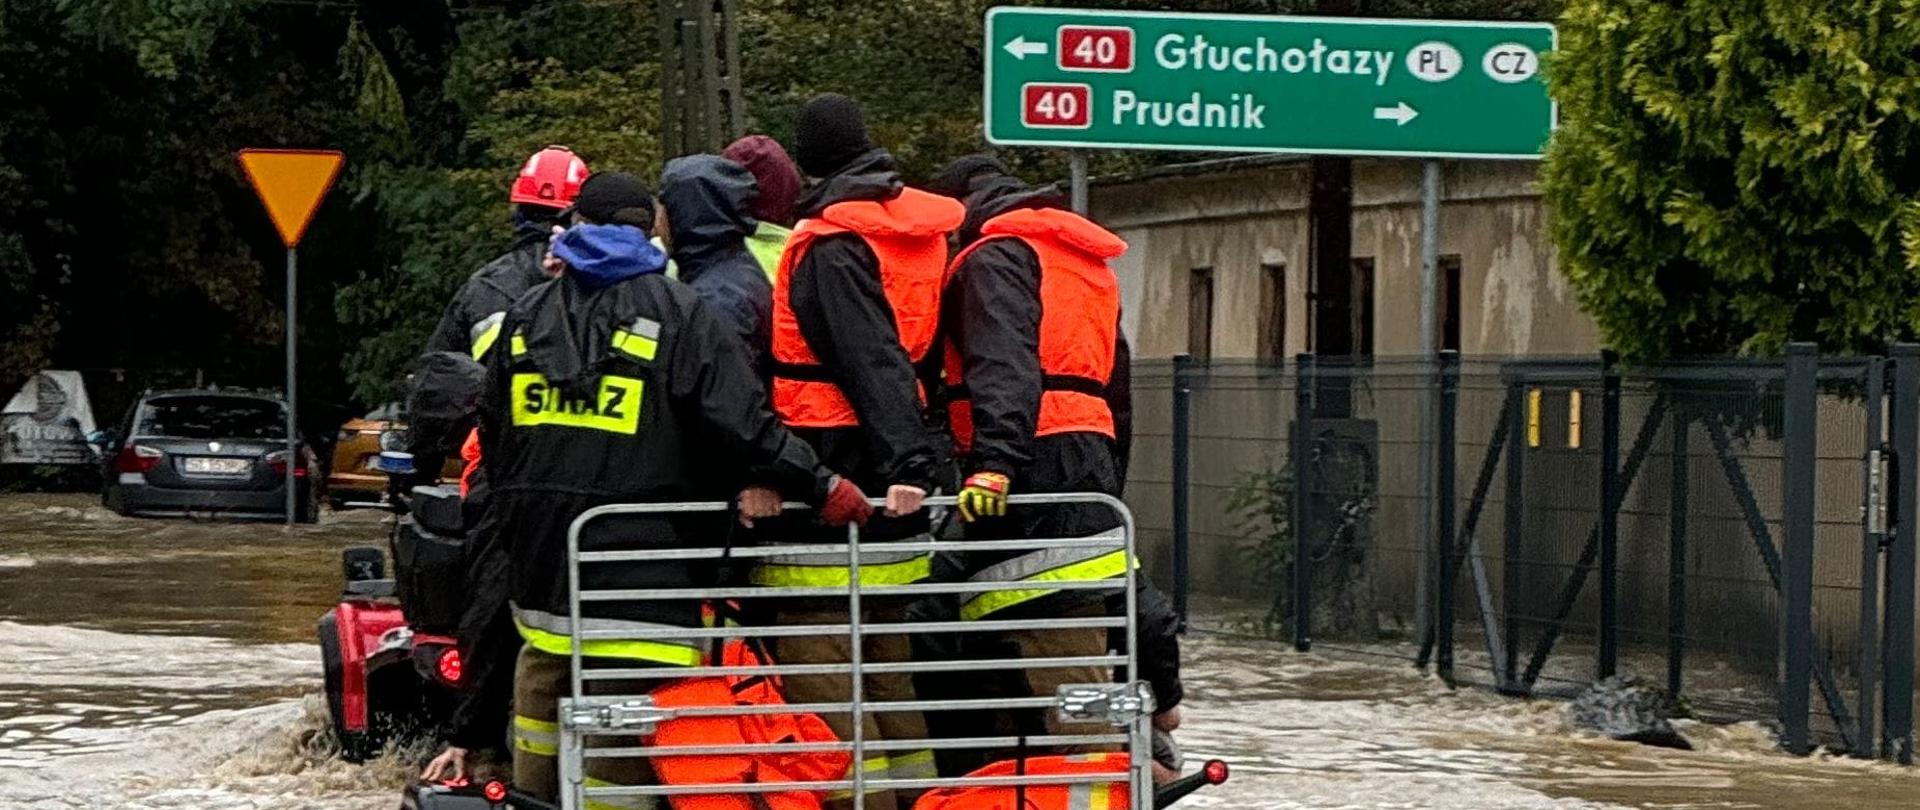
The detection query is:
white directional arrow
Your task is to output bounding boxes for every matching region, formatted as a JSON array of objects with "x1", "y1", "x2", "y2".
[
  {"x1": 1004, "y1": 35, "x2": 1049, "y2": 60},
  {"x1": 1373, "y1": 102, "x2": 1419, "y2": 126}
]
